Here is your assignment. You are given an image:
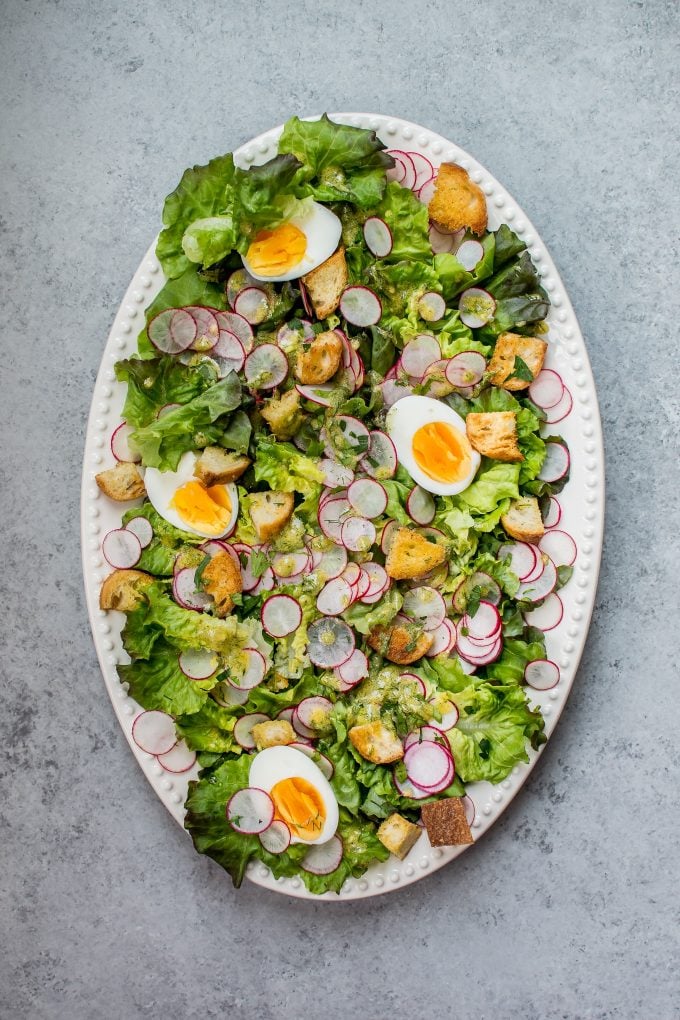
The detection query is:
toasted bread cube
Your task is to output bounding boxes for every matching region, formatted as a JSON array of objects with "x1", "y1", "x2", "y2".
[
  {"x1": 385, "y1": 528, "x2": 447, "y2": 580},
  {"x1": 201, "y1": 551, "x2": 243, "y2": 616},
  {"x1": 260, "y1": 388, "x2": 305, "y2": 440},
  {"x1": 488, "y1": 333, "x2": 548, "y2": 392},
  {"x1": 367, "y1": 623, "x2": 433, "y2": 665},
  {"x1": 249, "y1": 490, "x2": 295, "y2": 541},
  {"x1": 99, "y1": 568, "x2": 153, "y2": 612},
  {"x1": 348, "y1": 721, "x2": 404, "y2": 765},
  {"x1": 466, "y1": 411, "x2": 523, "y2": 463},
  {"x1": 251, "y1": 719, "x2": 296, "y2": 750},
  {"x1": 501, "y1": 496, "x2": 544, "y2": 544},
  {"x1": 295, "y1": 330, "x2": 343, "y2": 385},
  {"x1": 421, "y1": 798, "x2": 474, "y2": 846},
  {"x1": 194, "y1": 447, "x2": 250, "y2": 486},
  {"x1": 377, "y1": 813, "x2": 422, "y2": 860},
  {"x1": 428, "y1": 163, "x2": 487, "y2": 236},
  {"x1": 301, "y1": 246, "x2": 348, "y2": 319},
  {"x1": 95, "y1": 462, "x2": 146, "y2": 501}
]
